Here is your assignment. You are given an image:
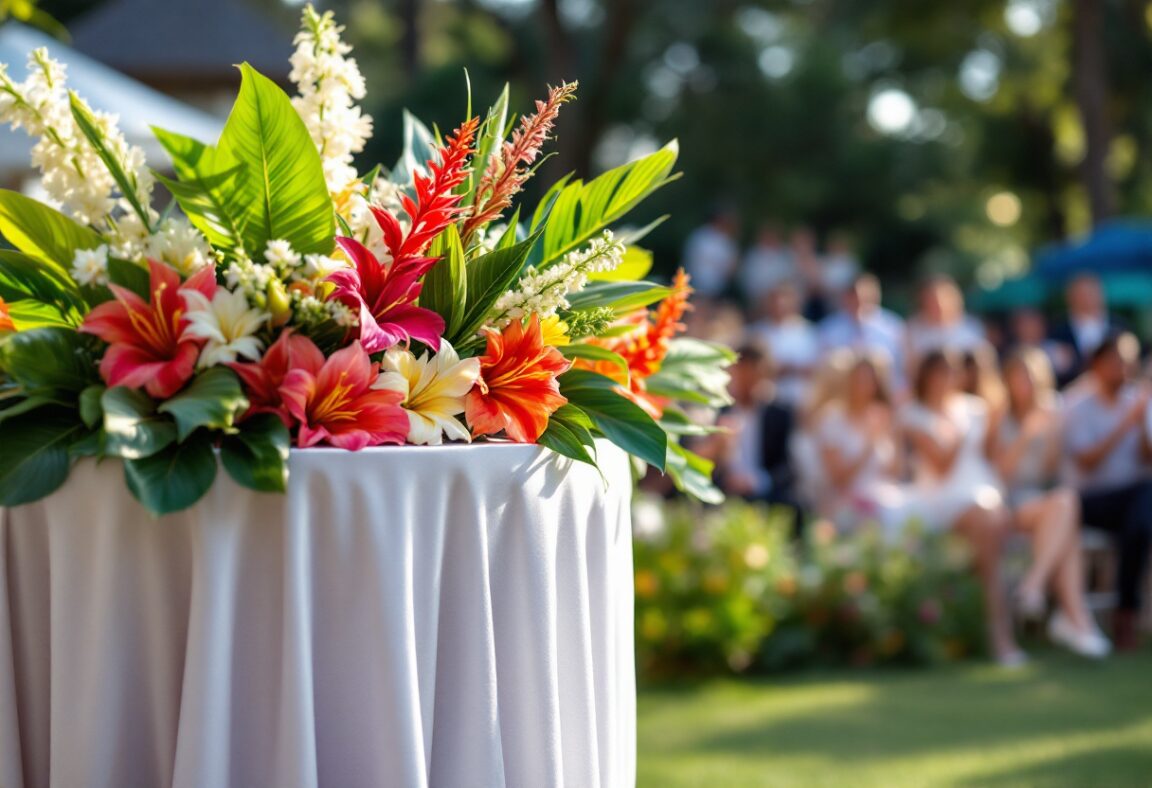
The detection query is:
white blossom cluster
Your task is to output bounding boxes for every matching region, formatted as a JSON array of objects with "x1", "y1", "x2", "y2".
[
  {"x1": 472, "y1": 223, "x2": 509, "y2": 256},
  {"x1": 70, "y1": 245, "x2": 110, "y2": 287},
  {"x1": 341, "y1": 177, "x2": 400, "y2": 259},
  {"x1": 223, "y1": 240, "x2": 356, "y2": 331},
  {"x1": 146, "y1": 218, "x2": 215, "y2": 276},
  {"x1": 293, "y1": 292, "x2": 359, "y2": 330},
  {"x1": 0, "y1": 49, "x2": 154, "y2": 228},
  {"x1": 488, "y1": 231, "x2": 626, "y2": 327},
  {"x1": 289, "y1": 5, "x2": 373, "y2": 196}
]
